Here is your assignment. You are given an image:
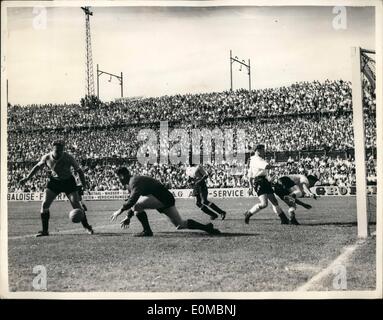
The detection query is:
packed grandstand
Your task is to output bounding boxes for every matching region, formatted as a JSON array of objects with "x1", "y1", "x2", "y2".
[{"x1": 7, "y1": 80, "x2": 377, "y2": 192}]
